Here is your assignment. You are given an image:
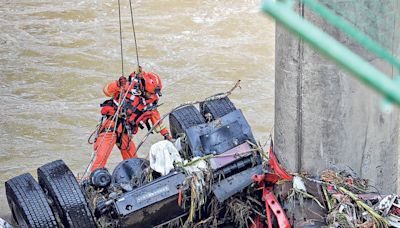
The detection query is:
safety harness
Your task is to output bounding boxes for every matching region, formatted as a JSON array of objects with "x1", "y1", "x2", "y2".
[{"x1": 97, "y1": 78, "x2": 160, "y2": 145}]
